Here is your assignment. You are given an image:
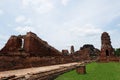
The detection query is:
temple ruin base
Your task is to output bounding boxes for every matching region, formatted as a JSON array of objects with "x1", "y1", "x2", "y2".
[{"x1": 99, "y1": 56, "x2": 120, "y2": 62}]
